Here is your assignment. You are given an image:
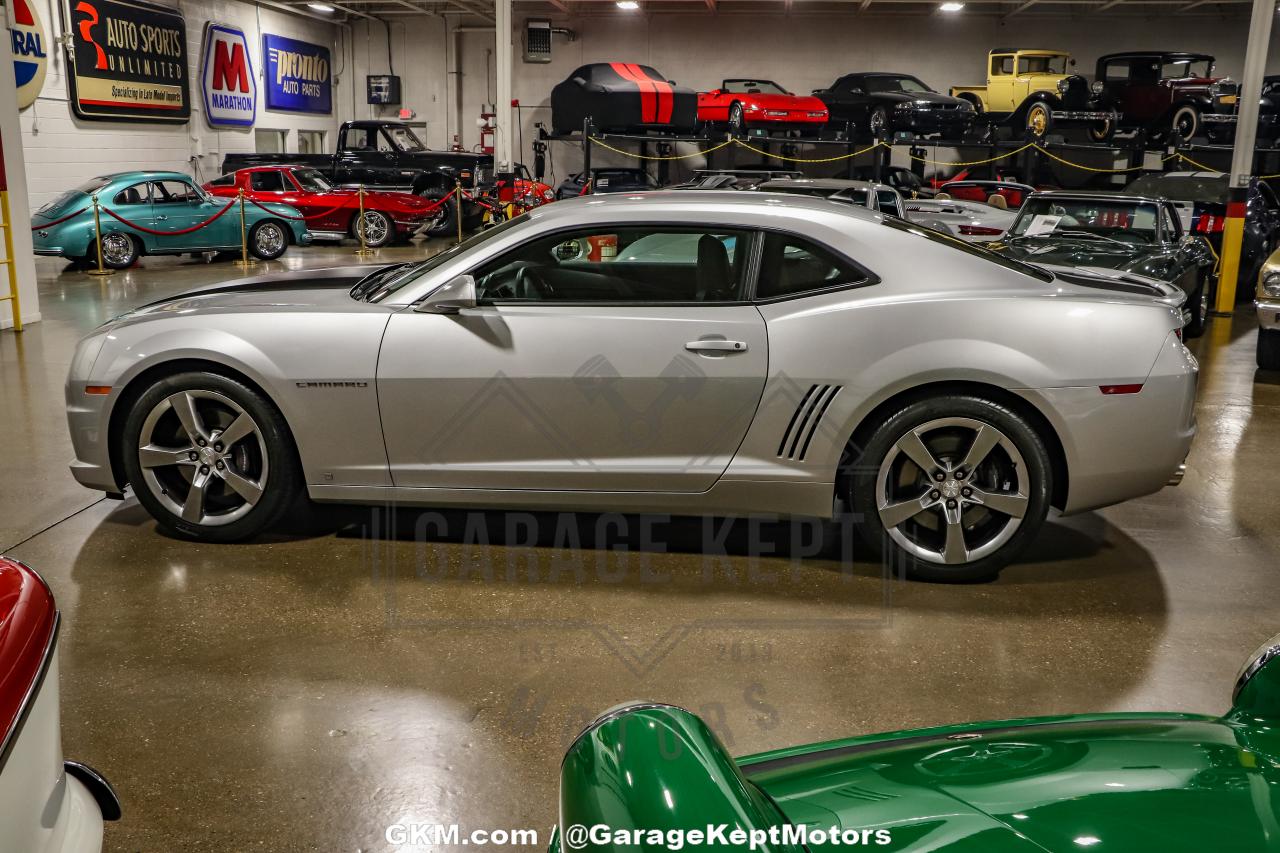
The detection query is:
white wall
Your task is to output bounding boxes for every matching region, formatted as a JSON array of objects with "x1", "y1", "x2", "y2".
[{"x1": 18, "y1": 0, "x2": 354, "y2": 209}]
